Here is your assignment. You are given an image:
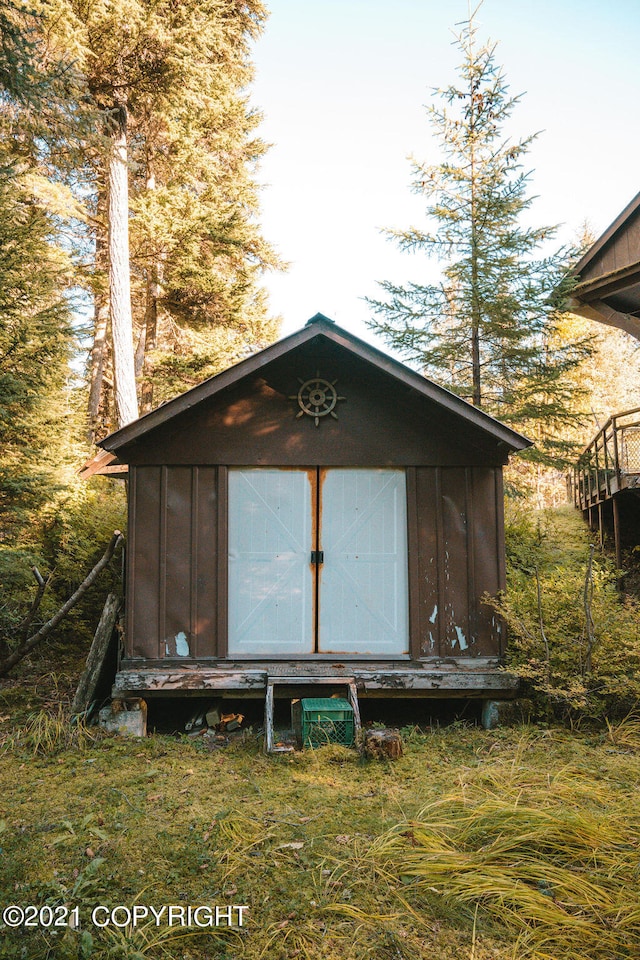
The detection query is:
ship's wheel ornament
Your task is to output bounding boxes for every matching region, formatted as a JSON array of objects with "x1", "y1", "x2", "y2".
[{"x1": 290, "y1": 373, "x2": 345, "y2": 426}]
